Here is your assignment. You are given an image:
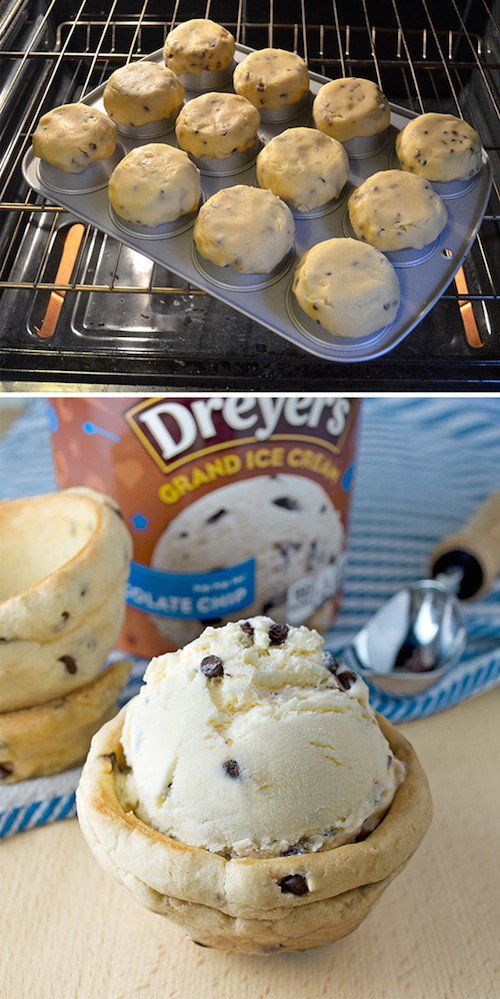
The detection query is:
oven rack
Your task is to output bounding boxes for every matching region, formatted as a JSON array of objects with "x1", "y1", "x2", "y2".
[{"x1": 0, "y1": 1, "x2": 499, "y2": 390}]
